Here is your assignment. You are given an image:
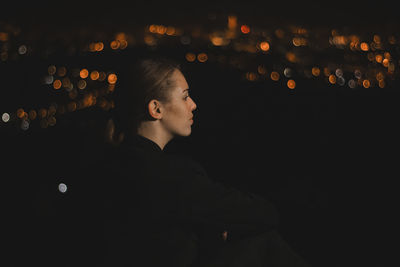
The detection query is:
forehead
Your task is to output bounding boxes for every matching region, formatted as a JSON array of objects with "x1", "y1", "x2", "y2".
[{"x1": 170, "y1": 69, "x2": 189, "y2": 92}]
